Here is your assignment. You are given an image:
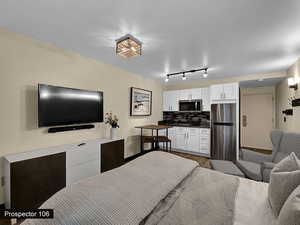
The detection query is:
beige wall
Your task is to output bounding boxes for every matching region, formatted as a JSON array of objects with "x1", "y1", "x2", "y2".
[
  {"x1": 276, "y1": 58, "x2": 300, "y2": 132},
  {"x1": 0, "y1": 29, "x2": 163, "y2": 203},
  {"x1": 164, "y1": 72, "x2": 286, "y2": 90}
]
